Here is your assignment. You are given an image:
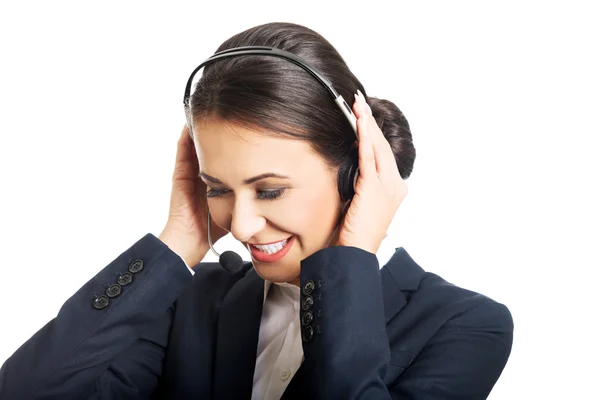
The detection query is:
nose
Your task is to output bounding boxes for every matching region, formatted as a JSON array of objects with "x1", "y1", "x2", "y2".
[{"x1": 229, "y1": 200, "x2": 265, "y2": 243}]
